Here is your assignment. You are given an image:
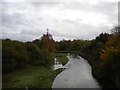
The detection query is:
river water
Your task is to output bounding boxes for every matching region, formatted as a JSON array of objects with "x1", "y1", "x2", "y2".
[
  {"x1": 52, "y1": 54, "x2": 100, "y2": 88},
  {"x1": 53, "y1": 58, "x2": 65, "y2": 70}
]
